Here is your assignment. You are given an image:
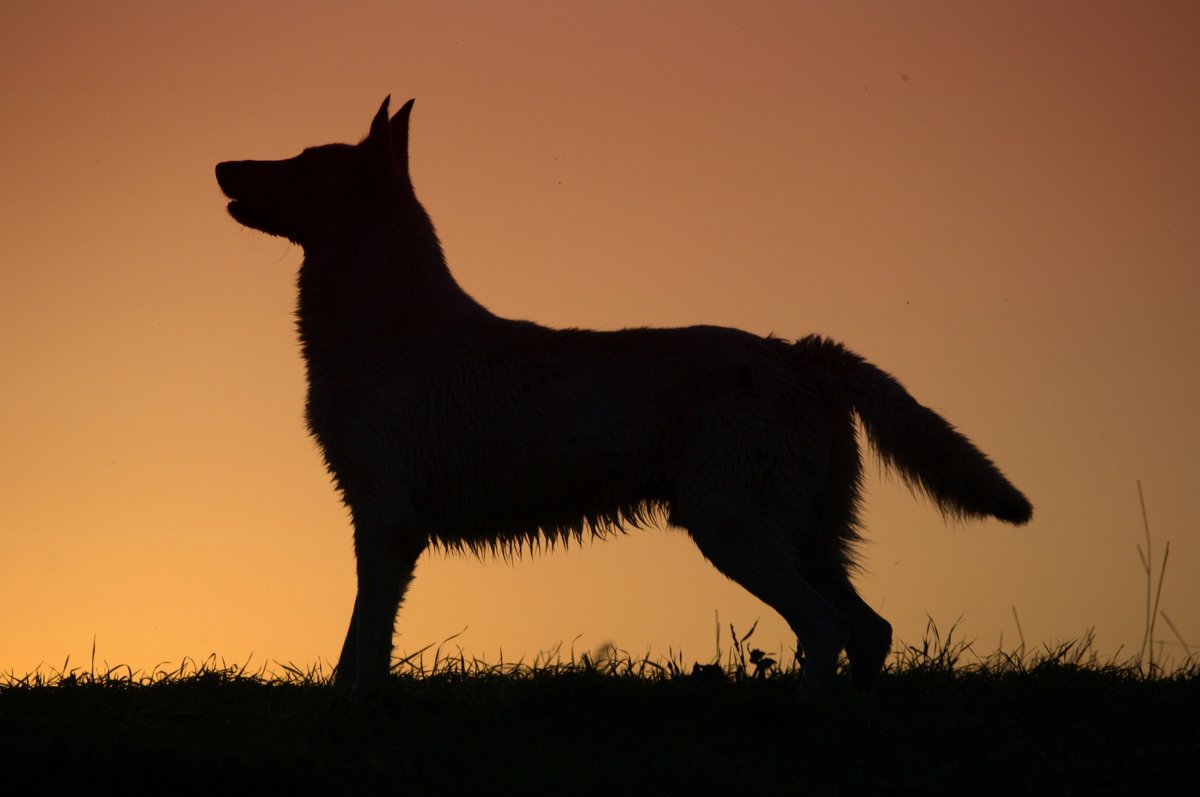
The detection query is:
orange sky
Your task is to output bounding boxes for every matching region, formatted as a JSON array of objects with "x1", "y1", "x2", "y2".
[{"x1": 2, "y1": 1, "x2": 1198, "y2": 676}]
